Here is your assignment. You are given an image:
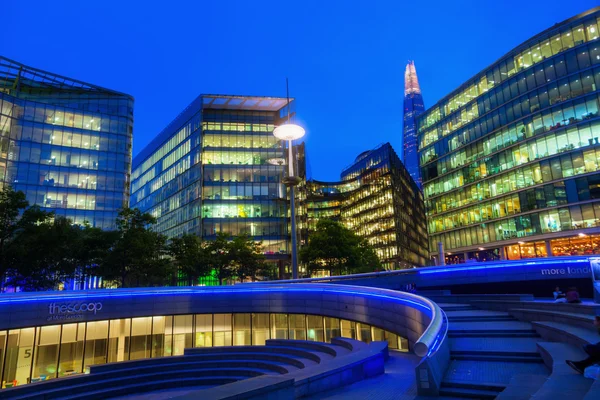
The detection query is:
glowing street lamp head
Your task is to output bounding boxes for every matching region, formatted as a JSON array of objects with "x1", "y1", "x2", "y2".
[
  {"x1": 267, "y1": 158, "x2": 286, "y2": 166},
  {"x1": 273, "y1": 123, "x2": 305, "y2": 141}
]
